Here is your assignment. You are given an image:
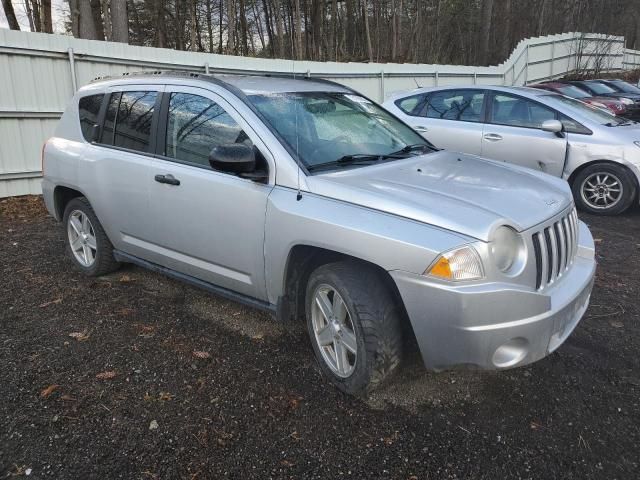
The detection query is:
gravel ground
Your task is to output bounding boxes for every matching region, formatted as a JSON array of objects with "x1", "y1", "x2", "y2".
[{"x1": 1, "y1": 196, "x2": 639, "y2": 479}]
